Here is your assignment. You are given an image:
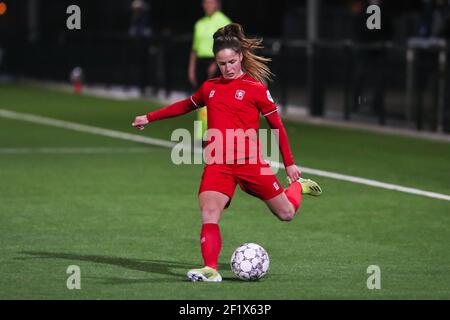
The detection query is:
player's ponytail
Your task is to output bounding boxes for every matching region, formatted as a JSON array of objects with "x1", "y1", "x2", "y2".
[{"x1": 213, "y1": 23, "x2": 274, "y2": 84}]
